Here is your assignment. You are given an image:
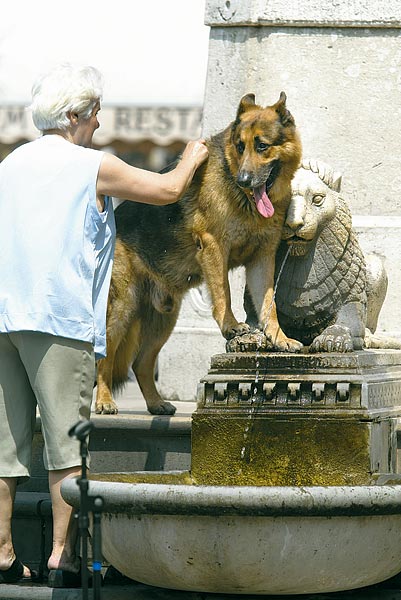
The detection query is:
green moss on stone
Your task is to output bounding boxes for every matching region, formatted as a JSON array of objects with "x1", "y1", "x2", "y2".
[{"x1": 191, "y1": 414, "x2": 371, "y2": 486}]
